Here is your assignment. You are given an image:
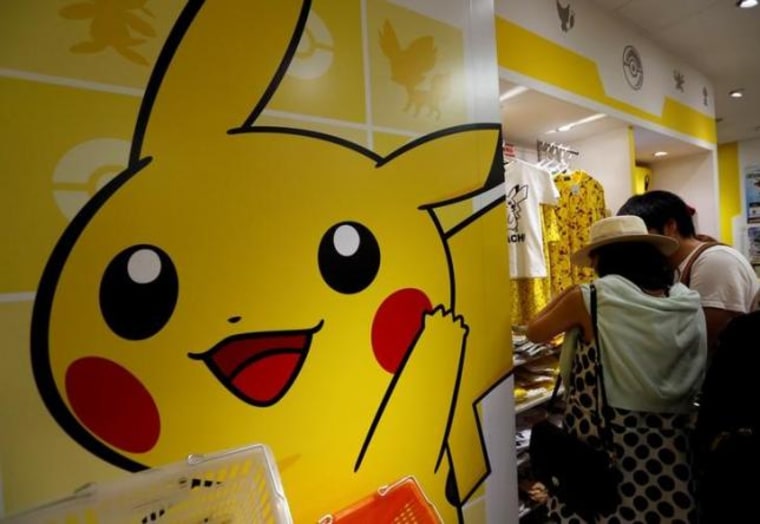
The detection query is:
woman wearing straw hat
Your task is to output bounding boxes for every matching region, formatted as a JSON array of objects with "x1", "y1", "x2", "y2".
[{"x1": 527, "y1": 215, "x2": 707, "y2": 523}]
